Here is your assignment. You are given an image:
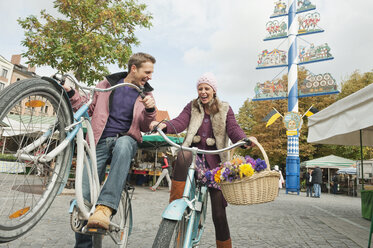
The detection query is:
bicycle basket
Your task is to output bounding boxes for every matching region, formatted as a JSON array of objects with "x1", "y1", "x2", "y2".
[{"x1": 219, "y1": 139, "x2": 280, "y2": 205}]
